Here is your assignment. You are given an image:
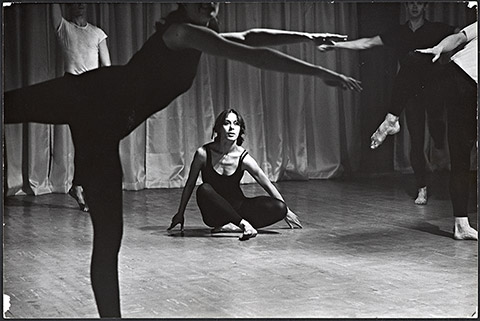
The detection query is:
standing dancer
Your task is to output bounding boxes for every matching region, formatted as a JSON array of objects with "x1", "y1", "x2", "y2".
[
  {"x1": 417, "y1": 21, "x2": 478, "y2": 240},
  {"x1": 5, "y1": 3, "x2": 361, "y2": 317},
  {"x1": 51, "y1": 3, "x2": 111, "y2": 211},
  {"x1": 319, "y1": 1, "x2": 456, "y2": 205},
  {"x1": 168, "y1": 109, "x2": 302, "y2": 240}
]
